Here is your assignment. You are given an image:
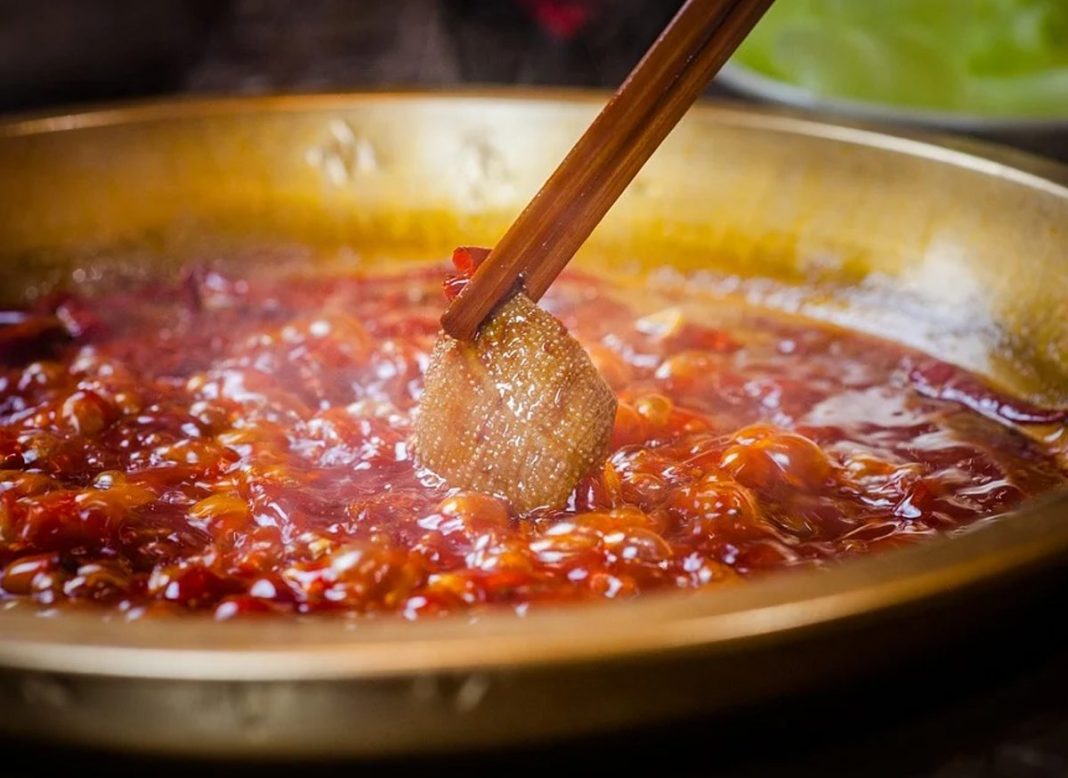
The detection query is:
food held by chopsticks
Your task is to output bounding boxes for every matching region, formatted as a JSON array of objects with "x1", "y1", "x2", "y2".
[
  {"x1": 415, "y1": 0, "x2": 775, "y2": 508},
  {"x1": 414, "y1": 249, "x2": 616, "y2": 511}
]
